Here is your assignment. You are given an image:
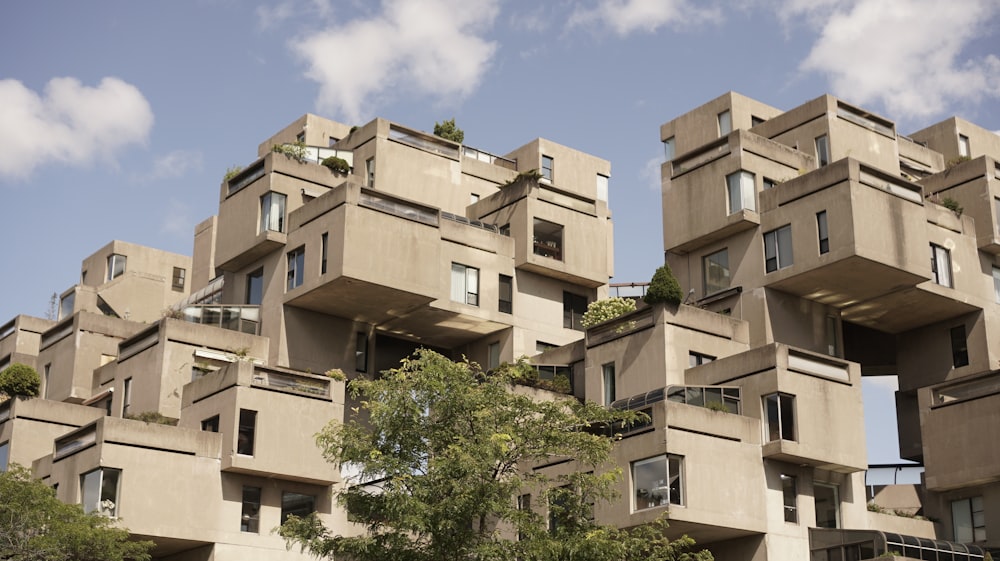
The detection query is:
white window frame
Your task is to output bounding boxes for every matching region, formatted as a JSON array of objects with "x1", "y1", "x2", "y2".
[
  {"x1": 764, "y1": 225, "x2": 793, "y2": 273},
  {"x1": 81, "y1": 467, "x2": 121, "y2": 517},
  {"x1": 287, "y1": 247, "x2": 305, "y2": 291},
  {"x1": 781, "y1": 474, "x2": 797, "y2": 523},
  {"x1": 541, "y1": 155, "x2": 554, "y2": 181},
  {"x1": 726, "y1": 170, "x2": 756, "y2": 214},
  {"x1": 450, "y1": 263, "x2": 479, "y2": 306},
  {"x1": 107, "y1": 254, "x2": 127, "y2": 281},
  {"x1": 763, "y1": 392, "x2": 796, "y2": 442},
  {"x1": 931, "y1": 243, "x2": 952, "y2": 287},
  {"x1": 632, "y1": 454, "x2": 683, "y2": 511},
  {"x1": 259, "y1": 191, "x2": 287, "y2": 233},
  {"x1": 816, "y1": 135, "x2": 830, "y2": 166},
  {"x1": 958, "y1": 134, "x2": 971, "y2": 158},
  {"x1": 717, "y1": 110, "x2": 732, "y2": 136}
]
